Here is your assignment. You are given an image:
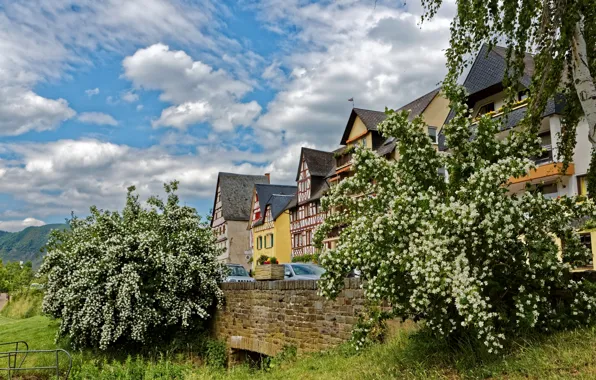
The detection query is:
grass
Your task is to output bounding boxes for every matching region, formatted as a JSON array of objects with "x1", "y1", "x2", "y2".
[
  {"x1": 3, "y1": 300, "x2": 596, "y2": 379},
  {"x1": 0, "y1": 291, "x2": 43, "y2": 319}
]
